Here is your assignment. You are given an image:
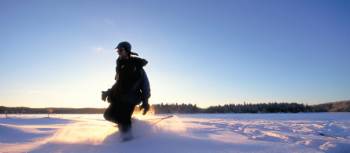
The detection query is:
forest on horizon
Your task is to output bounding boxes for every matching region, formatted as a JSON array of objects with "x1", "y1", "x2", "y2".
[{"x1": 1, "y1": 100, "x2": 349, "y2": 114}]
